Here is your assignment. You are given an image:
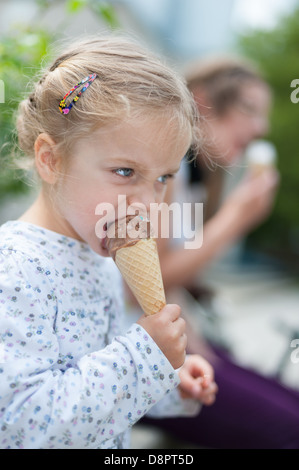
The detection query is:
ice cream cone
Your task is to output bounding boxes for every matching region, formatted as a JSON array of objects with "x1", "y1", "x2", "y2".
[
  {"x1": 245, "y1": 140, "x2": 277, "y2": 175},
  {"x1": 115, "y1": 237, "x2": 166, "y2": 316}
]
